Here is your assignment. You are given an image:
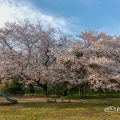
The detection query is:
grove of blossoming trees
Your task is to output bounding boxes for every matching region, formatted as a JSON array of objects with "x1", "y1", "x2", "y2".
[{"x1": 0, "y1": 20, "x2": 120, "y2": 96}]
